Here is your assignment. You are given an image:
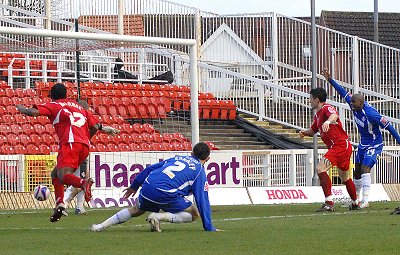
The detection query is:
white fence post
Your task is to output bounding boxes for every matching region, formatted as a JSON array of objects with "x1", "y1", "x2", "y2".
[
  {"x1": 306, "y1": 149, "x2": 314, "y2": 186},
  {"x1": 289, "y1": 150, "x2": 296, "y2": 186},
  {"x1": 352, "y1": 36, "x2": 360, "y2": 94}
]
